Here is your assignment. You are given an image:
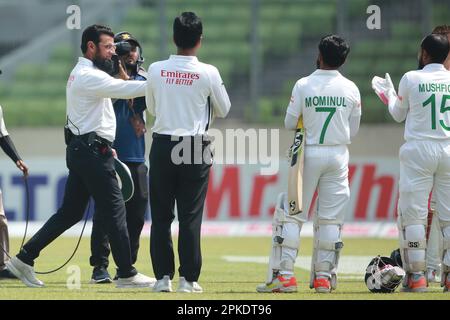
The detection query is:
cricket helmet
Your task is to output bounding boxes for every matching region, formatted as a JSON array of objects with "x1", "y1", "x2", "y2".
[
  {"x1": 365, "y1": 255, "x2": 405, "y2": 293},
  {"x1": 389, "y1": 248, "x2": 403, "y2": 268}
]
